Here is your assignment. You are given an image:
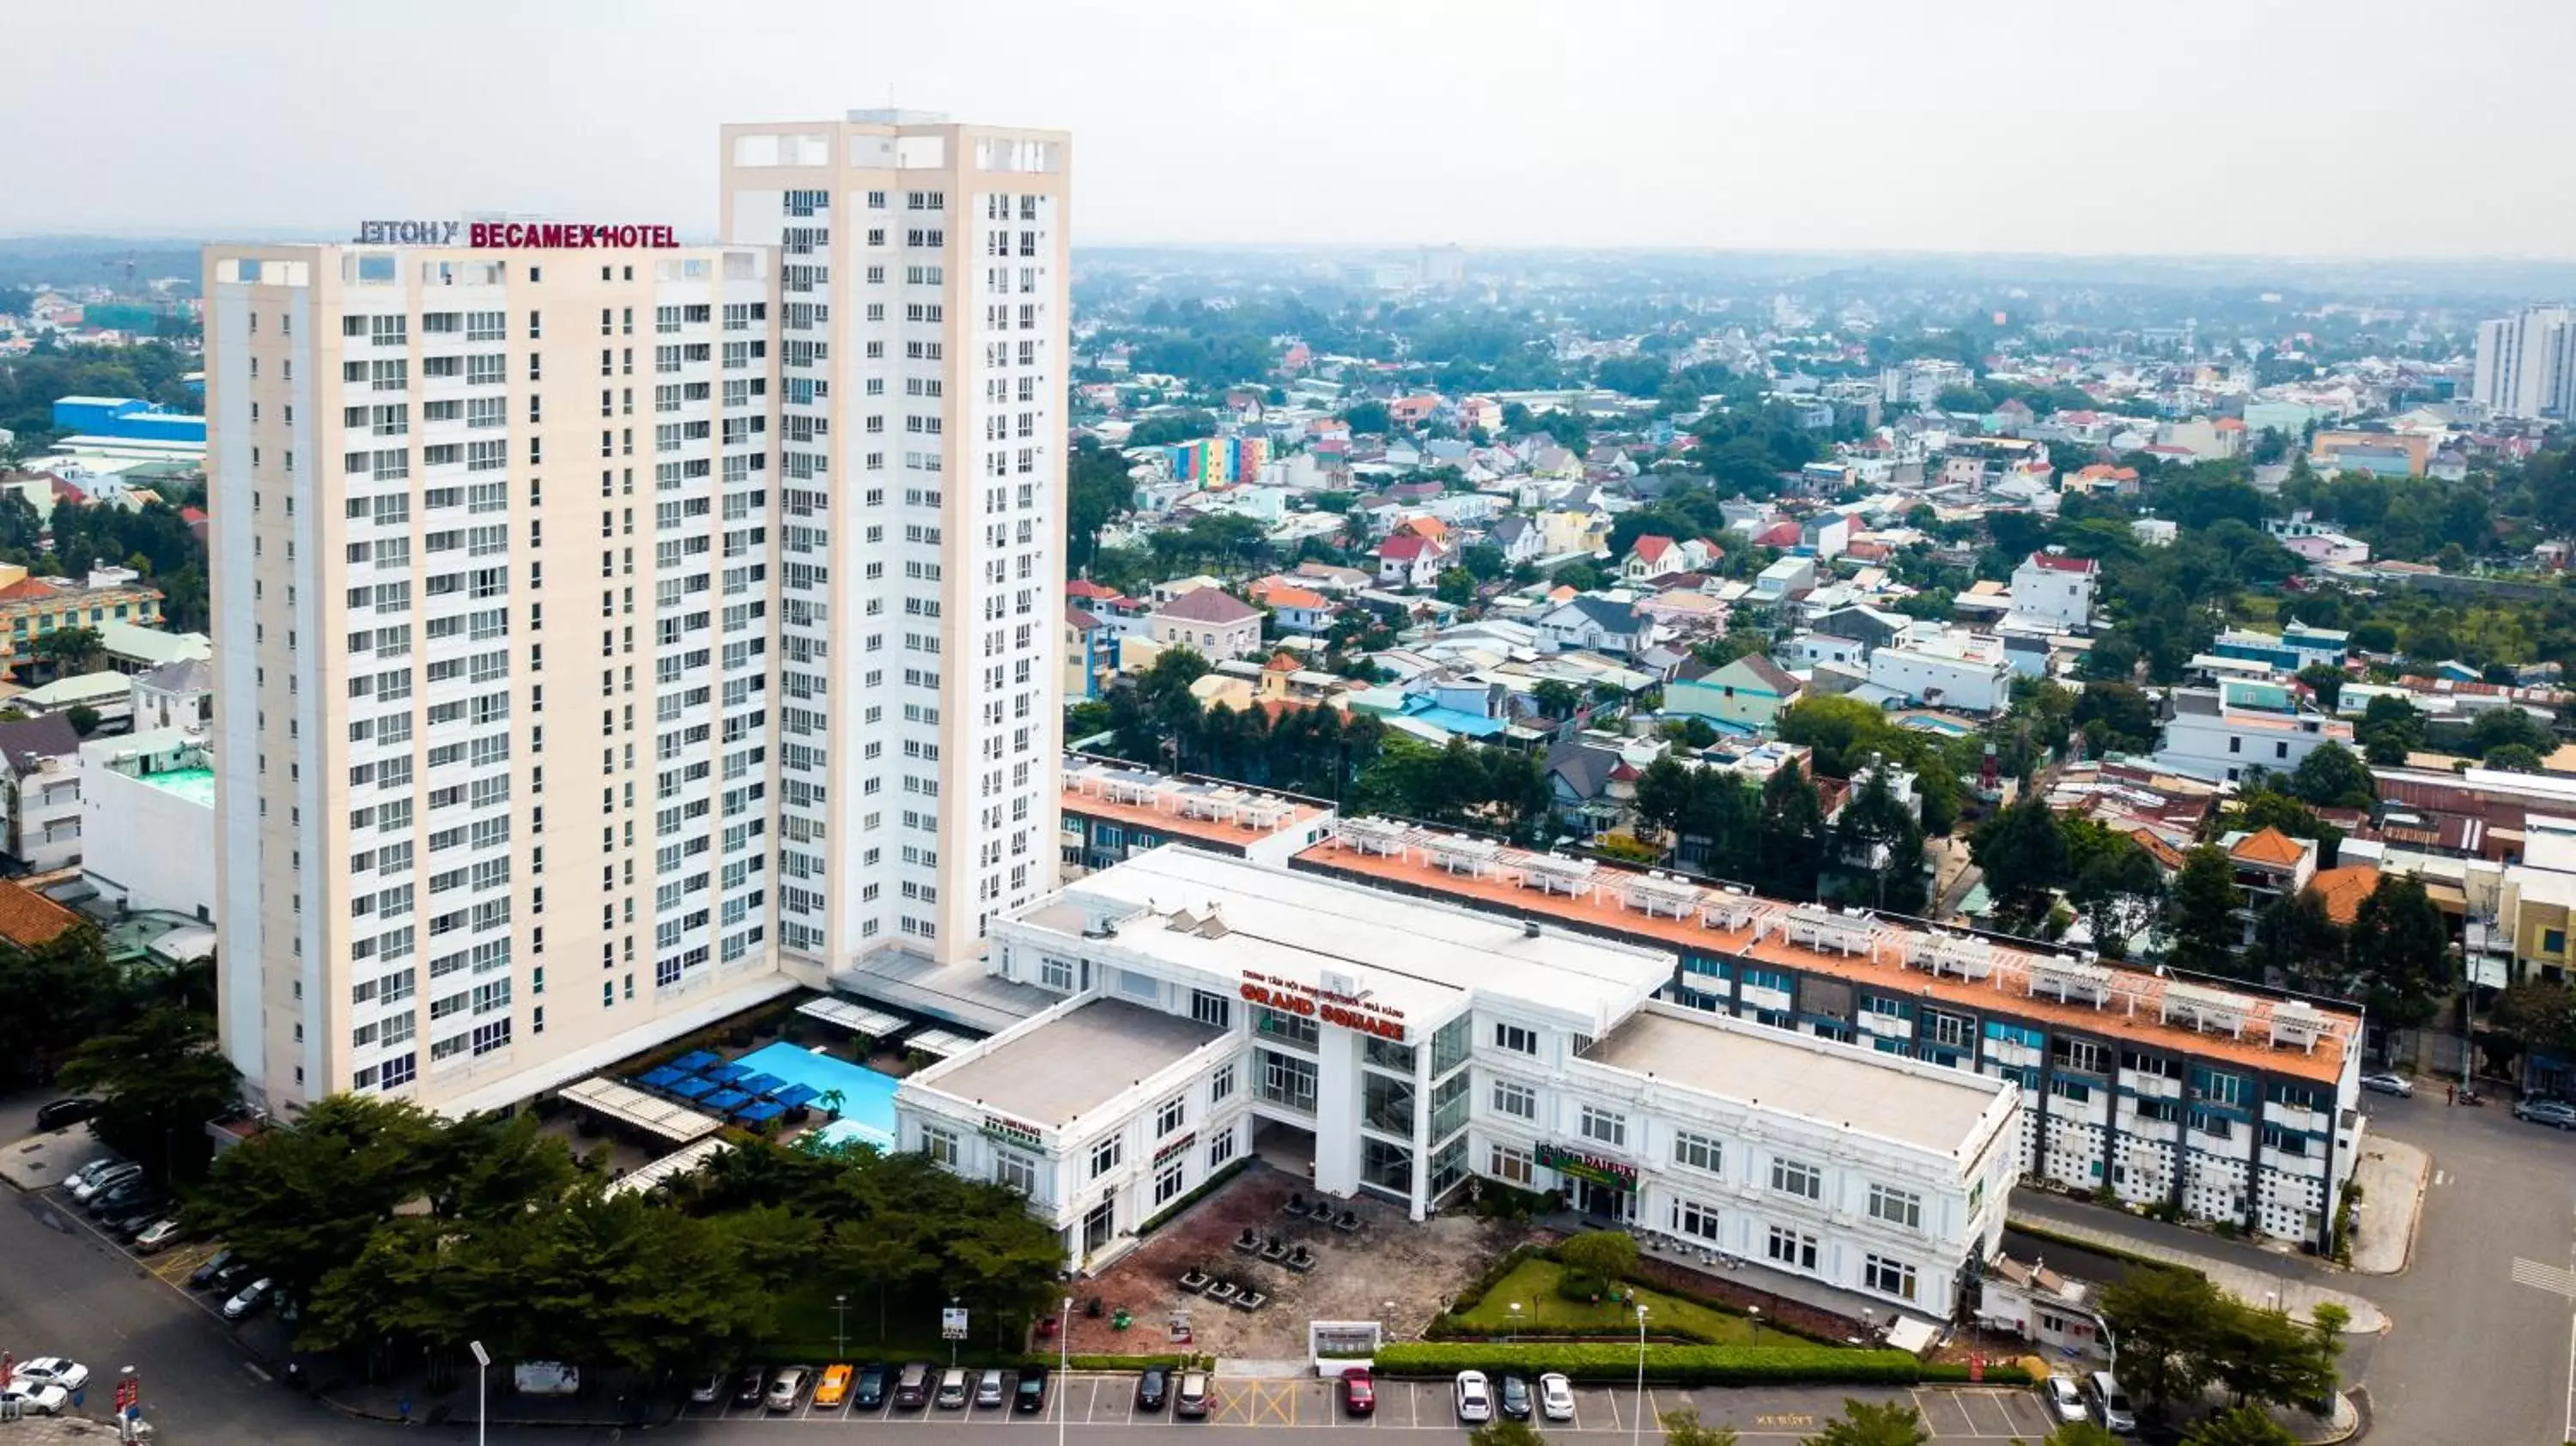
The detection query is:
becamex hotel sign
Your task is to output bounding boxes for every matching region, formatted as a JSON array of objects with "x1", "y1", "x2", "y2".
[{"x1": 353, "y1": 220, "x2": 680, "y2": 249}]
